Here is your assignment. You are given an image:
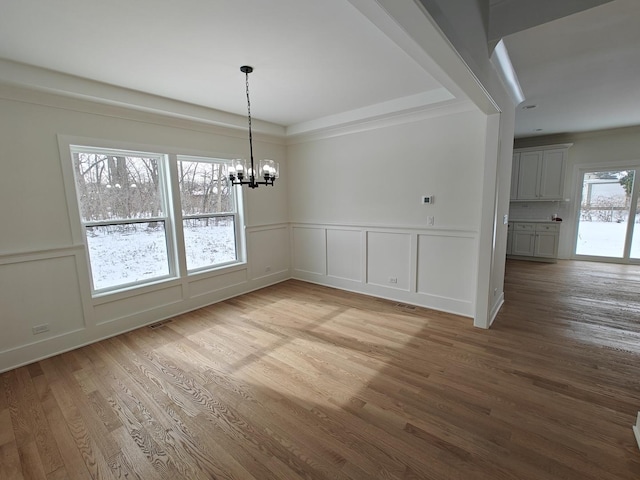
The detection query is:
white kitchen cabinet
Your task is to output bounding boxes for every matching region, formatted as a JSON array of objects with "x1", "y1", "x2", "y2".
[
  {"x1": 511, "y1": 145, "x2": 570, "y2": 201},
  {"x1": 534, "y1": 223, "x2": 560, "y2": 258},
  {"x1": 507, "y1": 222, "x2": 560, "y2": 261},
  {"x1": 512, "y1": 223, "x2": 536, "y2": 256},
  {"x1": 516, "y1": 151, "x2": 542, "y2": 200}
]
